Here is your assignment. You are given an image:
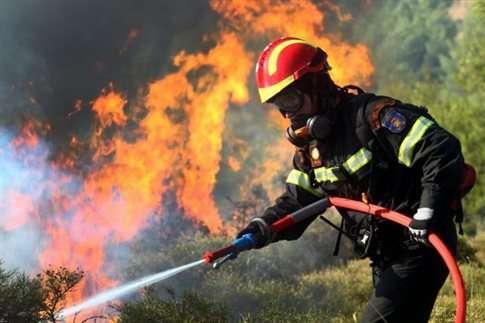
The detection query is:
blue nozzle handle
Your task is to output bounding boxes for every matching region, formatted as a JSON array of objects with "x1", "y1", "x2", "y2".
[
  {"x1": 204, "y1": 233, "x2": 255, "y2": 263},
  {"x1": 232, "y1": 233, "x2": 256, "y2": 252}
]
